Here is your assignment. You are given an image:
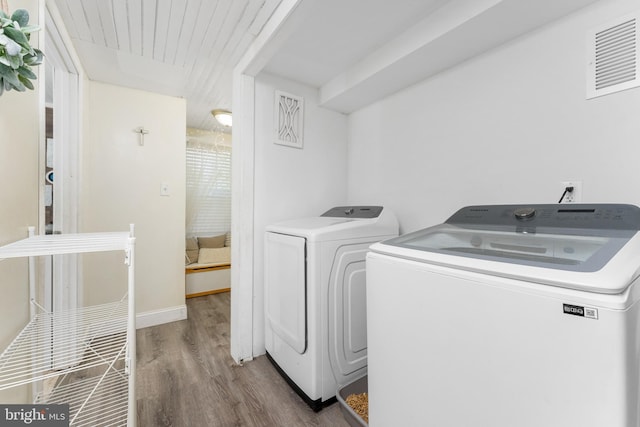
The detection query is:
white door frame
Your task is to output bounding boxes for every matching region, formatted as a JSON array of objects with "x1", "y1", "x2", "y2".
[
  {"x1": 43, "y1": 0, "x2": 84, "y2": 314},
  {"x1": 230, "y1": 0, "x2": 310, "y2": 363},
  {"x1": 230, "y1": 72, "x2": 256, "y2": 362}
]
